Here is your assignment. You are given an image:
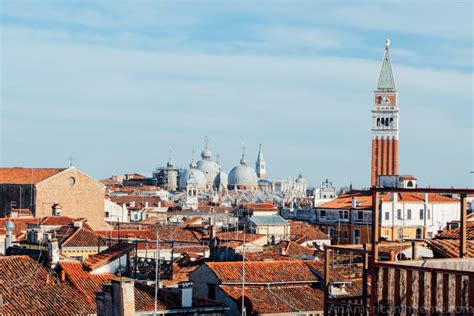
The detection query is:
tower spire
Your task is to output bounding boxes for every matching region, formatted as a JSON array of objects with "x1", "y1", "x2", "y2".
[
  {"x1": 255, "y1": 143, "x2": 267, "y2": 179},
  {"x1": 377, "y1": 38, "x2": 396, "y2": 91},
  {"x1": 240, "y1": 142, "x2": 246, "y2": 165}
]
